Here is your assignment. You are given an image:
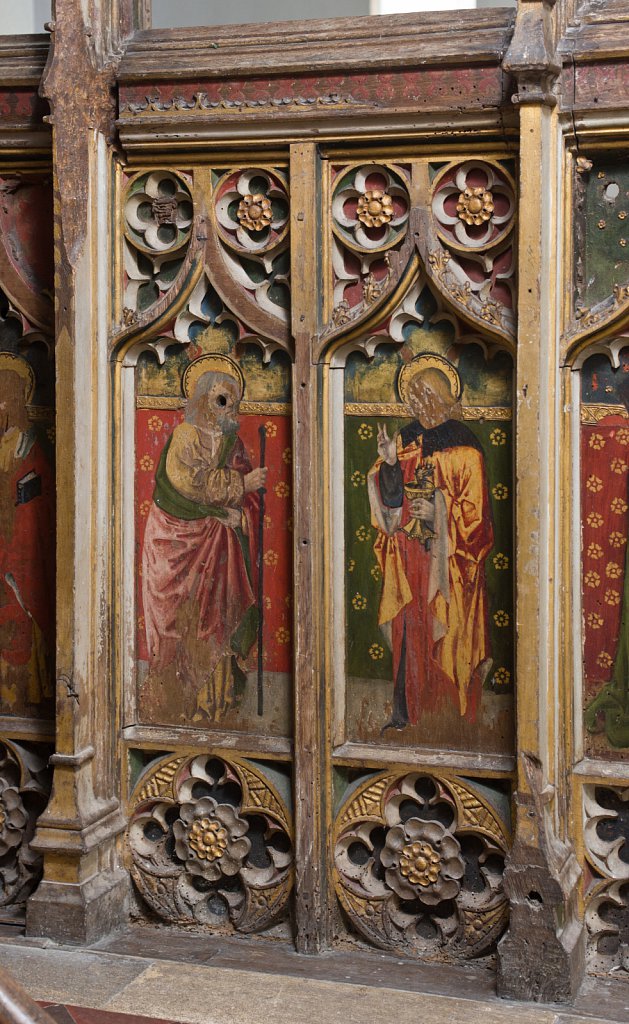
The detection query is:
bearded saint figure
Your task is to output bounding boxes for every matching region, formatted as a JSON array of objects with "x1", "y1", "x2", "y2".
[
  {"x1": 0, "y1": 353, "x2": 54, "y2": 713},
  {"x1": 368, "y1": 353, "x2": 494, "y2": 729},
  {"x1": 141, "y1": 355, "x2": 266, "y2": 723}
]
